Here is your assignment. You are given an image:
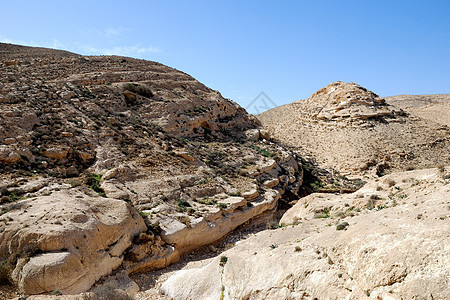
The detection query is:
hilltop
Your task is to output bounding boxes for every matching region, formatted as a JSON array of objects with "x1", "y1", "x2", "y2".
[
  {"x1": 0, "y1": 45, "x2": 448, "y2": 300},
  {"x1": 259, "y1": 81, "x2": 450, "y2": 176},
  {"x1": 0, "y1": 43, "x2": 362, "y2": 297}
]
